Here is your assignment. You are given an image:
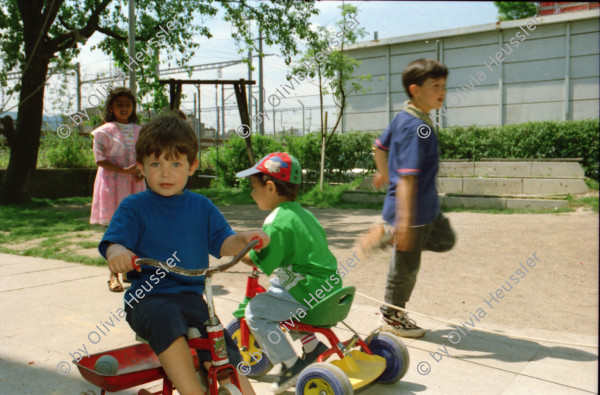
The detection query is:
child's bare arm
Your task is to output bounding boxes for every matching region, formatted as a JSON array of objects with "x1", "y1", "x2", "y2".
[
  {"x1": 220, "y1": 230, "x2": 270, "y2": 257},
  {"x1": 394, "y1": 175, "x2": 417, "y2": 251},
  {"x1": 373, "y1": 146, "x2": 389, "y2": 190},
  {"x1": 241, "y1": 254, "x2": 257, "y2": 267}
]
